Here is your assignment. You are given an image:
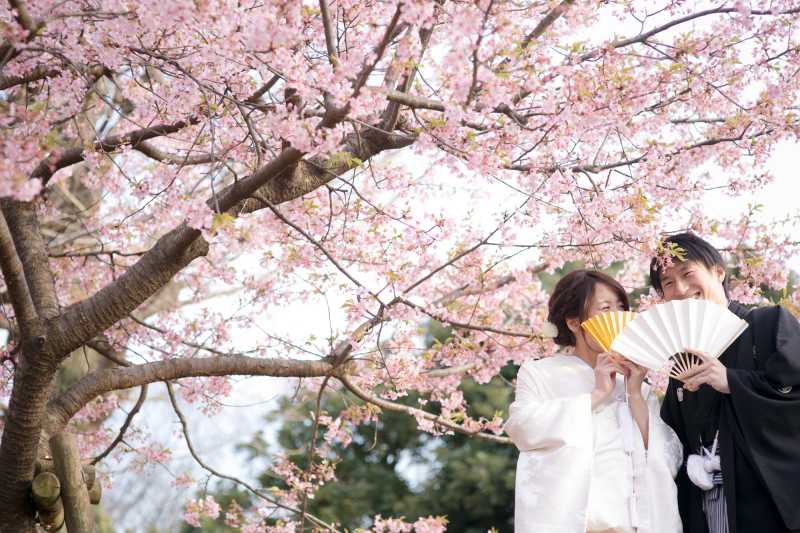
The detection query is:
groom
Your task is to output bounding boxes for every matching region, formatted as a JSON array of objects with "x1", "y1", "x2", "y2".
[{"x1": 652, "y1": 233, "x2": 800, "y2": 533}]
